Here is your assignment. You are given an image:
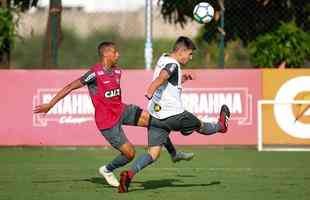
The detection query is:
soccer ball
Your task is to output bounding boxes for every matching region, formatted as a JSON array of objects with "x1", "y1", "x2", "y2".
[{"x1": 193, "y1": 2, "x2": 214, "y2": 24}]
